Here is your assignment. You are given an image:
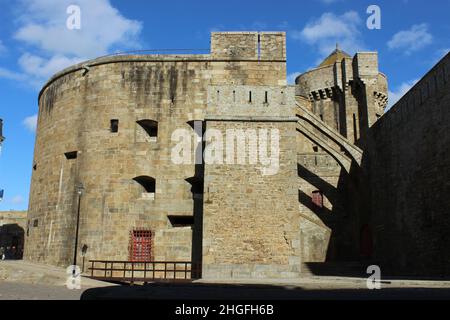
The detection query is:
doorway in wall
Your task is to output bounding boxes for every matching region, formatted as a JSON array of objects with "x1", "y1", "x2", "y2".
[{"x1": 129, "y1": 229, "x2": 153, "y2": 261}]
